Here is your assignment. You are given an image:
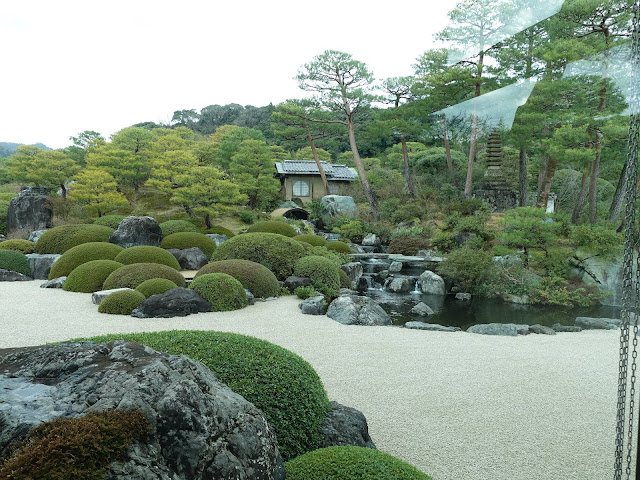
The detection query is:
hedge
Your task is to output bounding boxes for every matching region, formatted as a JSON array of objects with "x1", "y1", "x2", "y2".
[
  {"x1": 293, "y1": 234, "x2": 328, "y2": 247},
  {"x1": 188, "y1": 273, "x2": 248, "y2": 311},
  {"x1": 195, "y1": 259, "x2": 280, "y2": 298},
  {"x1": 113, "y1": 246, "x2": 181, "y2": 270},
  {"x1": 204, "y1": 225, "x2": 235, "y2": 237},
  {"x1": 135, "y1": 278, "x2": 178, "y2": 298},
  {"x1": 63, "y1": 260, "x2": 124, "y2": 293},
  {"x1": 0, "y1": 249, "x2": 31, "y2": 276},
  {"x1": 35, "y1": 224, "x2": 114, "y2": 254},
  {"x1": 0, "y1": 239, "x2": 35, "y2": 254},
  {"x1": 102, "y1": 263, "x2": 186, "y2": 290},
  {"x1": 246, "y1": 220, "x2": 297, "y2": 237},
  {"x1": 326, "y1": 240, "x2": 354, "y2": 254},
  {"x1": 98, "y1": 290, "x2": 146, "y2": 314},
  {"x1": 48, "y1": 242, "x2": 124, "y2": 280},
  {"x1": 93, "y1": 215, "x2": 127, "y2": 229},
  {"x1": 160, "y1": 232, "x2": 217, "y2": 258},
  {"x1": 294, "y1": 255, "x2": 341, "y2": 293},
  {"x1": 159, "y1": 219, "x2": 200, "y2": 237}
]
